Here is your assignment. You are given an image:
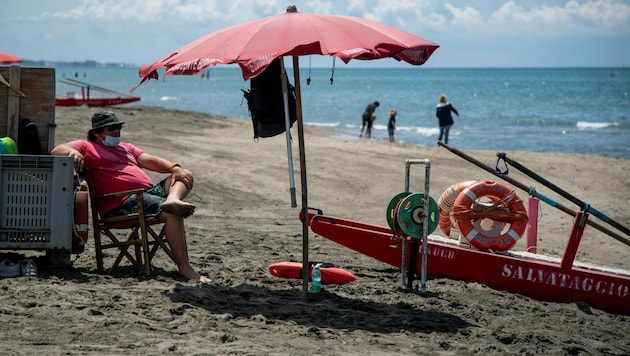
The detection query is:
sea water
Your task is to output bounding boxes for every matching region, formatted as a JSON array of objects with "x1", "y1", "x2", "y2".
[{"x1": 54, "y1": 65, "x2": 630, "y2": 159}]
